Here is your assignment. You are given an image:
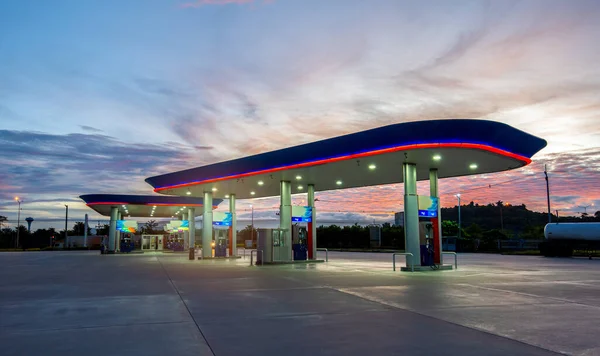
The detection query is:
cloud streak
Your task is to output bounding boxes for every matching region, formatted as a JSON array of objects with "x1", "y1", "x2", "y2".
[
  {"x1": 0, "y1": 129, "x2": 218, "y2": 224},
  {"x1": 180, "y1": 0, "x2": 269, "y2": 8},
  {"x1": 79, "y1": 125, "x2": 103, "y2": 133}
]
